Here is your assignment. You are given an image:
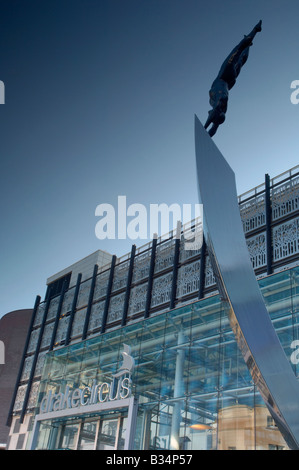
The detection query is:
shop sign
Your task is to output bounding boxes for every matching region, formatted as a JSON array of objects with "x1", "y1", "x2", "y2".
[{"x1": 39, "y1": 344, "x2": 134, "y2": 414}]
